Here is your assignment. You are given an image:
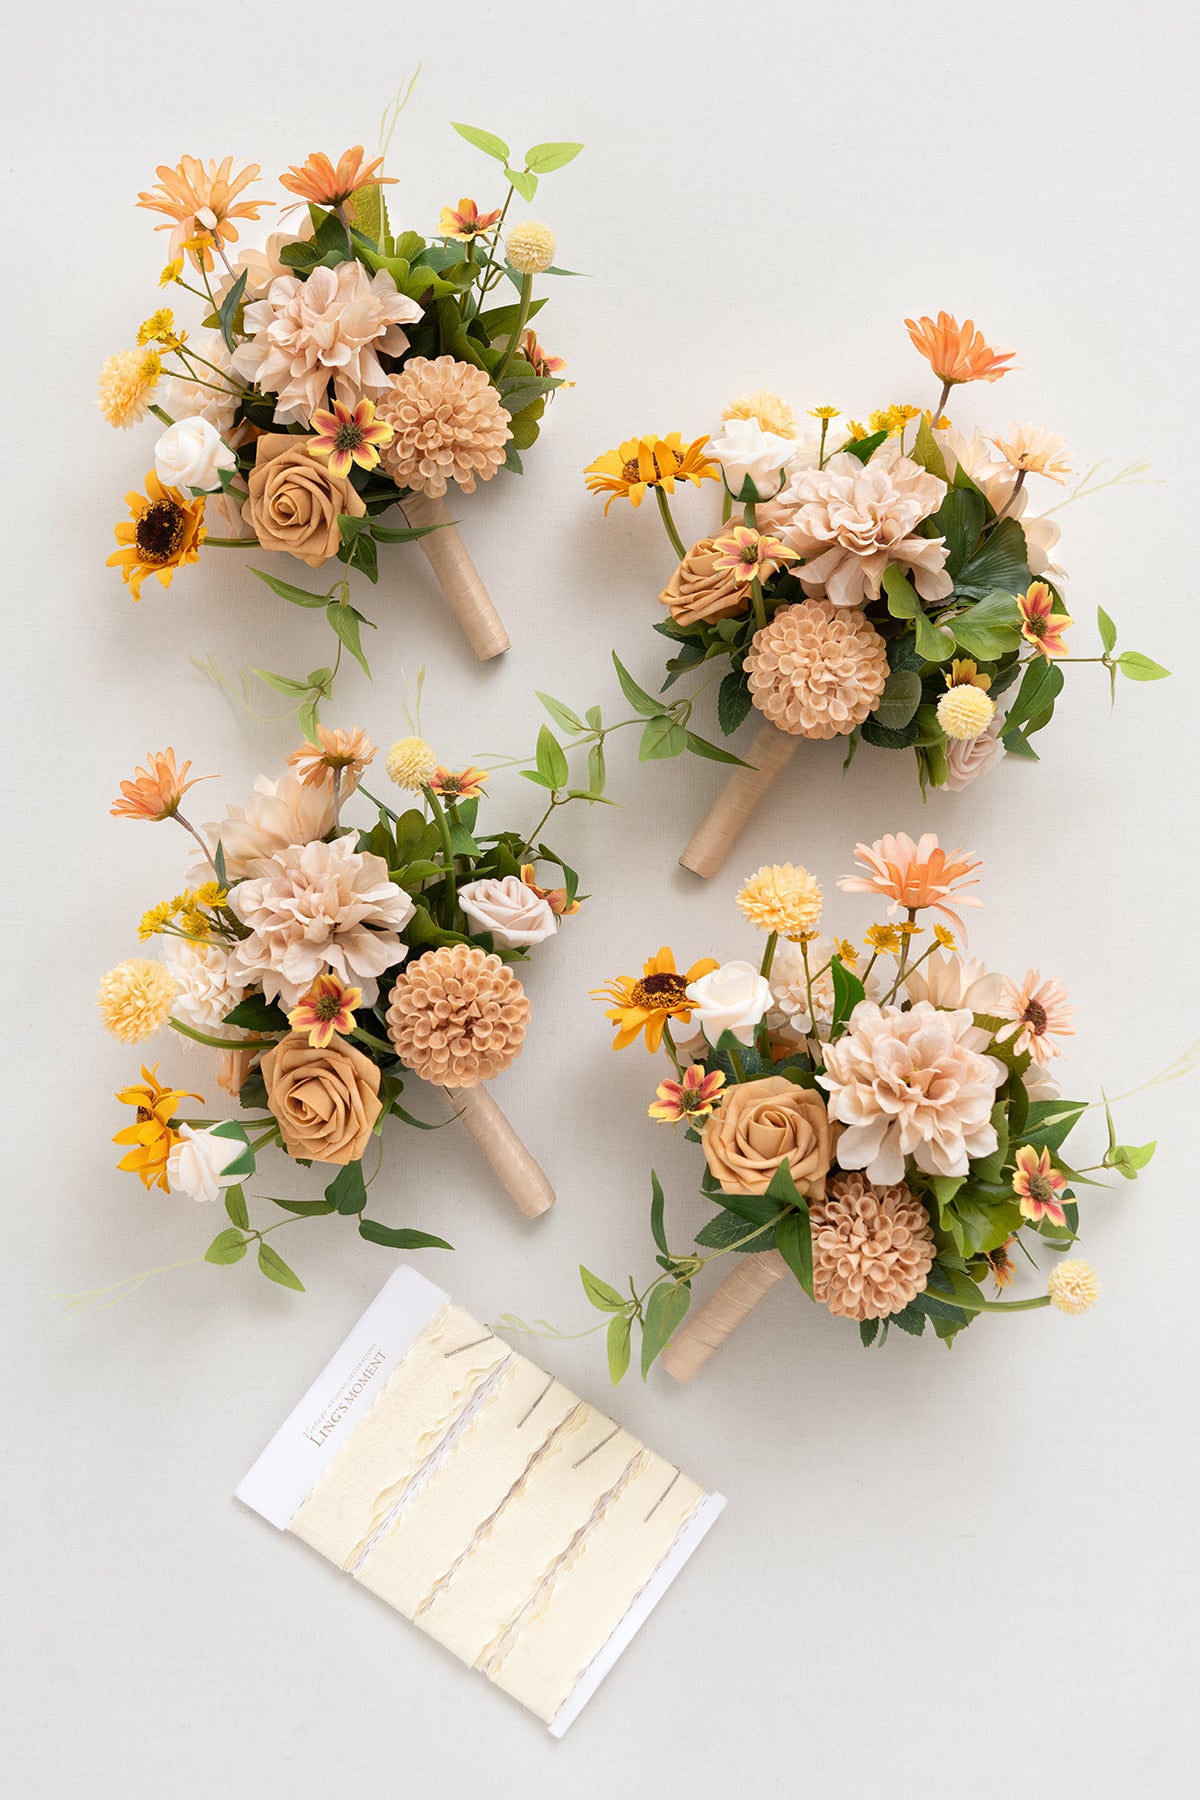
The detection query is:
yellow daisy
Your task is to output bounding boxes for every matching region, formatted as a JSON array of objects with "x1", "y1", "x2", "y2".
[
  {"x1": 107, "y1": 471, "x2": 206, "y2": 600},
  {"x1": 592, "y1": 947, "x2": 719, "y2": 1052},
  {"x1": 584, "y1": 434, "x2": 718, "y2": 513}
]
